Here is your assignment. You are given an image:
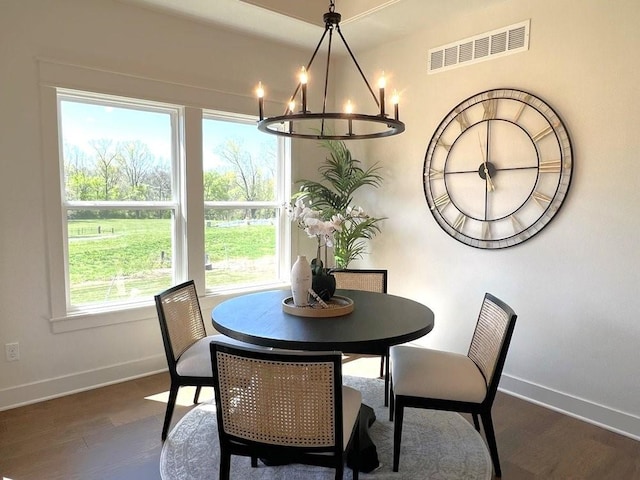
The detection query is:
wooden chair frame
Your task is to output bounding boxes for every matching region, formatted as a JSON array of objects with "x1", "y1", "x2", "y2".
[
  {"x1": 210, "y1": 342, "x2": 360, "y2": 480},
  {"x1": 332, "y1": 269, "x2": 390, "y2": 405},
  {"x1": 155, "y1": 280, "x2": 214, "y2": 441},
  {"x1": 389, "y1": 293, "x2": 517, "y2": 477}
]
